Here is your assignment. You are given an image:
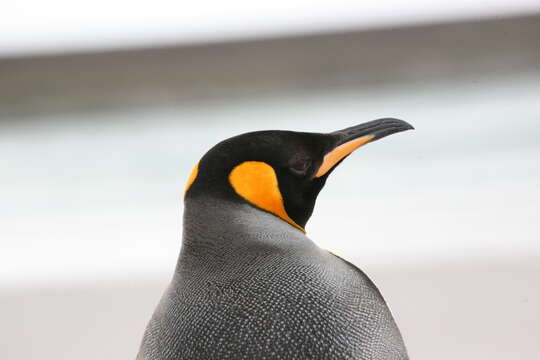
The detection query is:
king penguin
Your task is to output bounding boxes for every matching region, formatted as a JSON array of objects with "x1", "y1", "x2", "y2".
[{"x1": 137, "y1": 118, "x2": 414, "y2": 360}]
